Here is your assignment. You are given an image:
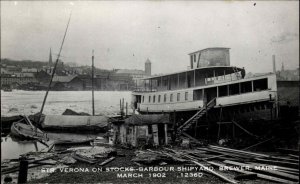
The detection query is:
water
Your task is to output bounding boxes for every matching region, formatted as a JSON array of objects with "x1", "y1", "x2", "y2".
[
  {"x1": 1, "y1": 90, "x2": 132, "y2": 161},
  {"x1": 1, "y1": 90, "x2": 132, "y2": 117},
  {"x1": 1, "y1": 137, "x2": 48, "y2": 161},
  {"x1": 1, "y1": 132, "x2": 105, "y2": 161}
]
